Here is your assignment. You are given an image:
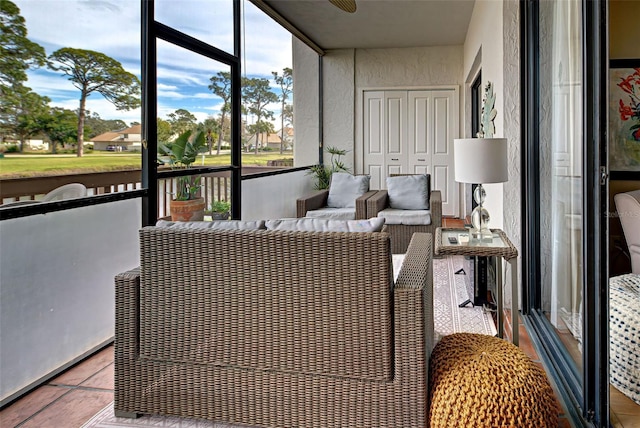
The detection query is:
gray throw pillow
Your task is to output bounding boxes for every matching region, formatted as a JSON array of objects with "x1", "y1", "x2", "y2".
[
  {"x1": 265, "y1": 217, "x2": 385, "y2": 233},
  {"x1": 386, "y1": 175, "x2": 430, "y2": 210},
  {"x1": 326, "y1": 173, "x2": 370, "y2": 208}
]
